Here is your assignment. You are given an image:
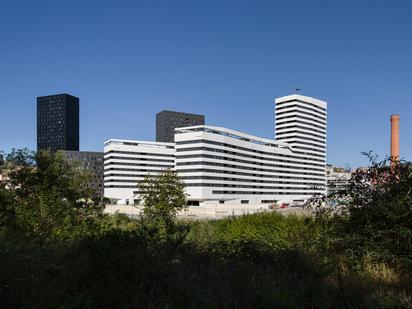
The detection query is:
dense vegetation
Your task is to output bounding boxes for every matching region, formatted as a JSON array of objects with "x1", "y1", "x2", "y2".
[{"x1": 0, "y1": 150, "x2": 411, "y2": 308}]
